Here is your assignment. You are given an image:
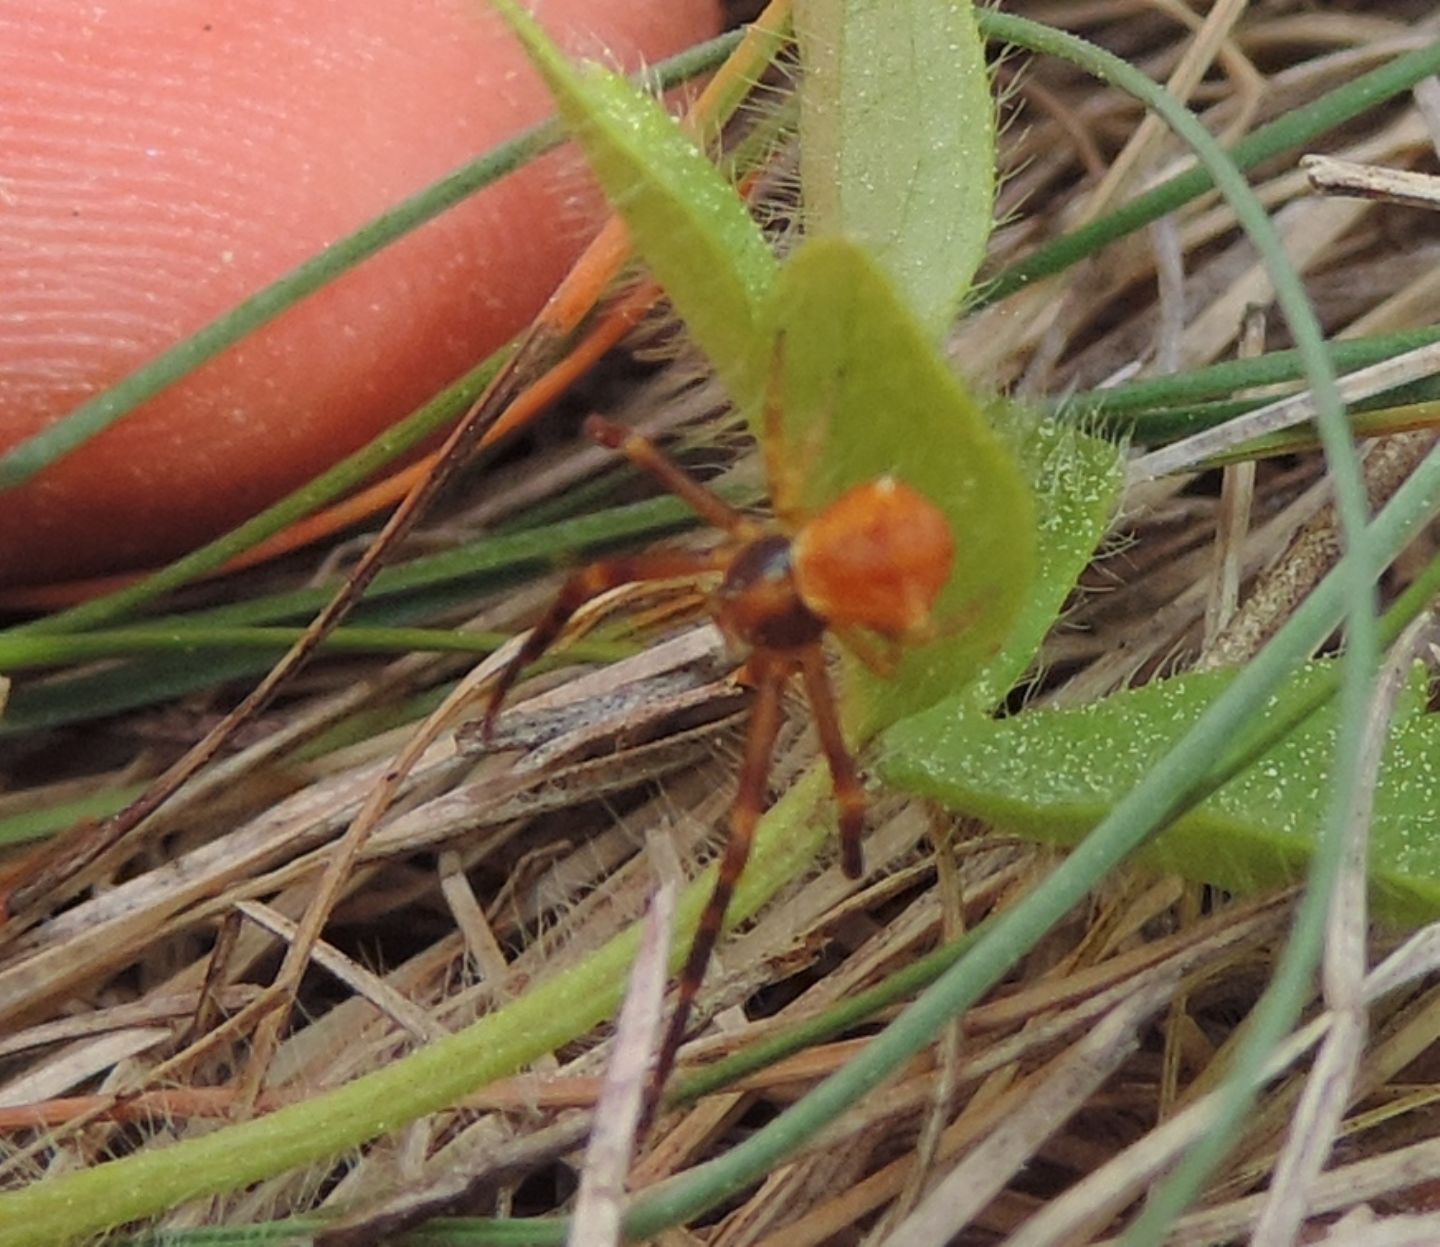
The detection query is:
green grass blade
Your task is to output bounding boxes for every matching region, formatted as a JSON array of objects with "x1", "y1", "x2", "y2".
[
  {"x1": 1060, "y1": 325, "x2": 1440, "y2": 428},
  {"x1": 0, "y1": 496, "x2": 694, "y2": 735},
  {"x1": 0, "y1": 625, "x2": 632, "y2": 669}
]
